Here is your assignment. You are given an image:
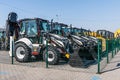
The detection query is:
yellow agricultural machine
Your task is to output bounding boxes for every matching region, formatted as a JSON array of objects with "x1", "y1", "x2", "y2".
[{"x1": 114, "y1": 29, "x2": 120, "y2": 38}]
